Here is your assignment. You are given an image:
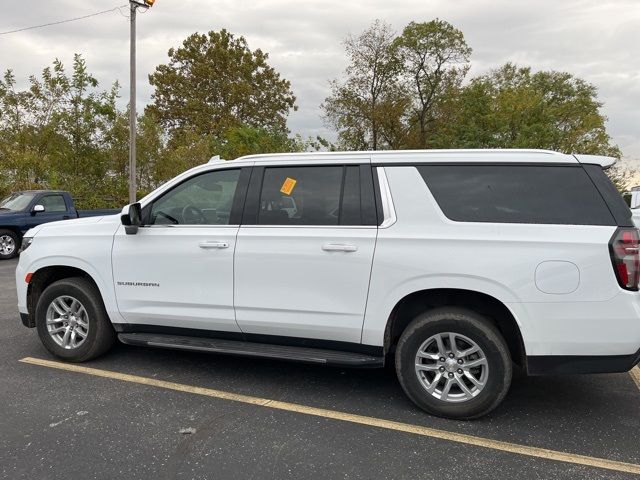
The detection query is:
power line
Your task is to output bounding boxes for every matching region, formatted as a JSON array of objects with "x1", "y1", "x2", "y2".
[{"x1": 0, "y1": 5, "x2": 128, "y2": 36}]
